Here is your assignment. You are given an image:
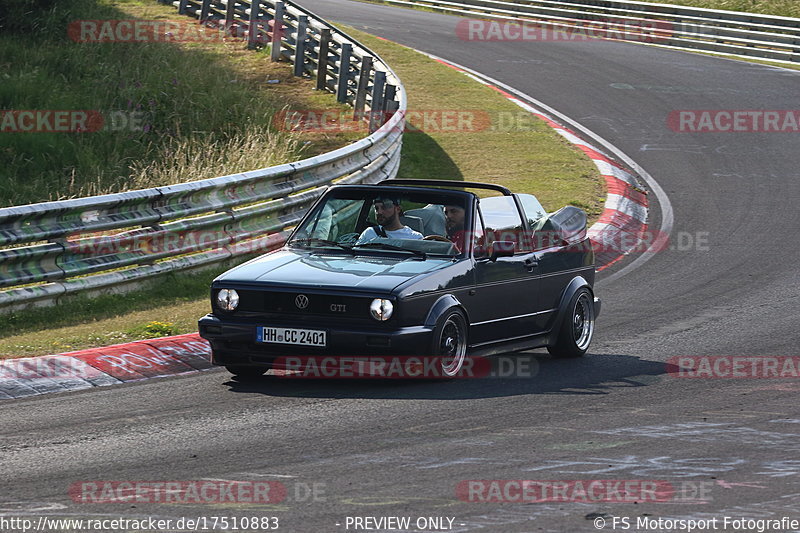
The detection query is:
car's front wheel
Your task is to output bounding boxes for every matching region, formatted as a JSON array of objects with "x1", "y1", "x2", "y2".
[
  {"x1": 548, "y1": 288, "x2": 595, "y2": 358},
  {"x1": 432, "y1": 309, "x2": 468, "y2": 377},
  {"x1": 225, "y1": 365, "x2": 267, "y2": 380}
]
